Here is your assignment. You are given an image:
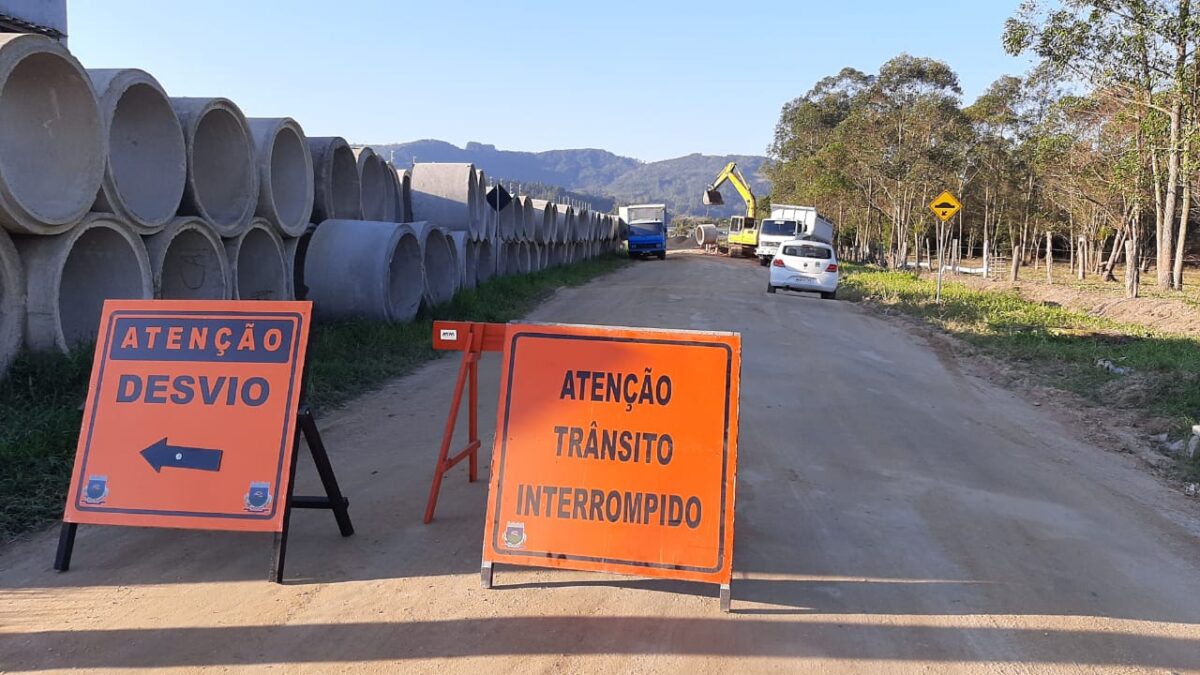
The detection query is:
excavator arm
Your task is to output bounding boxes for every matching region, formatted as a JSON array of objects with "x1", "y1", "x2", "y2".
[{"x1": 703, "y1": 161, "x2": 757, "y2": 220}]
